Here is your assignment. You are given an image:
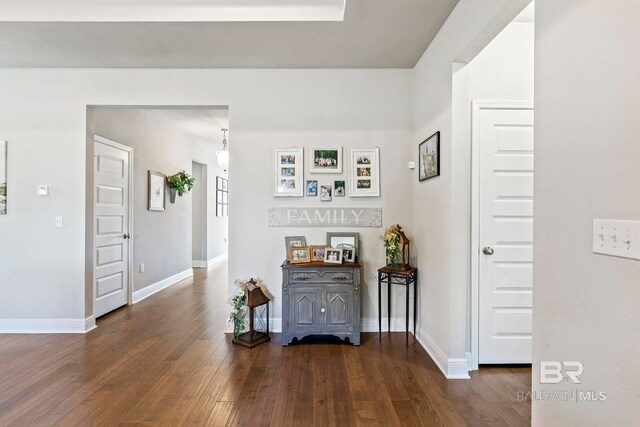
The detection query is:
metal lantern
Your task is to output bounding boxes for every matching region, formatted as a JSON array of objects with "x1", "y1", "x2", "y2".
[
  {"x1": 396, "y1": 225, "x2": 411, "y2": 270},
  {"x1": 233, "y1": 279, "x2": 271, "y2": 348}
]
